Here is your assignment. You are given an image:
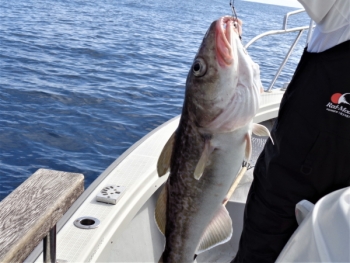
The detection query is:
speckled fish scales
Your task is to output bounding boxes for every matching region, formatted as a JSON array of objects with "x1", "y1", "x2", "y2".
[{"x1": 155, "y1": 16, "x2": 270, "y2": 263}]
